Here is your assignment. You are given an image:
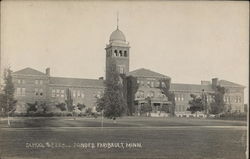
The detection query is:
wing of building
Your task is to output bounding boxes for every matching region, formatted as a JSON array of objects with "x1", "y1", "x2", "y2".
[{"x1": 12, "y1": 67, "x2": 105, "y2": 112}]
